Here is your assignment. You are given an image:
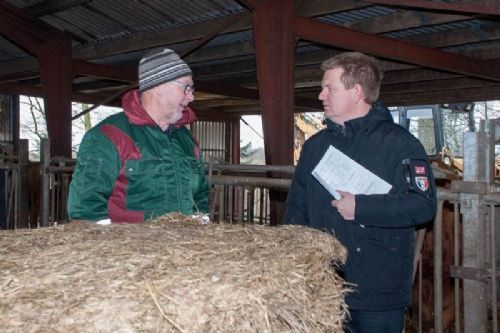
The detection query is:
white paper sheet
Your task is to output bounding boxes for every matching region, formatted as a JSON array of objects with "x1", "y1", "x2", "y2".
[{"x1": 312, "y1": 145, "x2": 392, "y2": 200}]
